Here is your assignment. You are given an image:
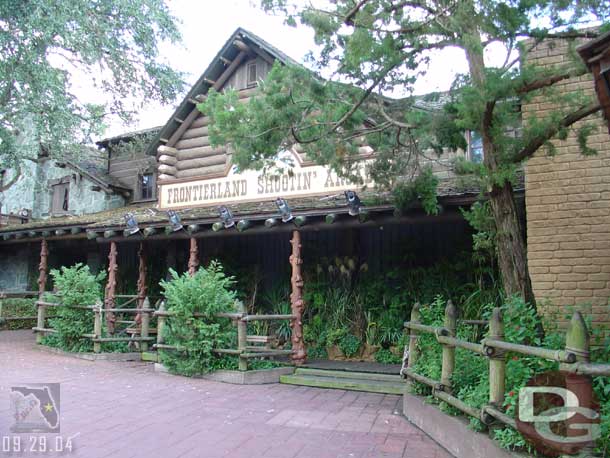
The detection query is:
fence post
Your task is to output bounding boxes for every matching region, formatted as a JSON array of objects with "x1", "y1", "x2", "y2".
[
  {"x1": 93, "y1": 302, "x2": 102, "y2": 354},
  {"x1": 488, "y1": 307, "x2": 505, "y2": 407},
  {"x1": 405, "y1": 303, "x2": 421, "y2": 391},
  {"x1": 237, "y1": 301, "x2": 248, "y2": 371},
  {"x1": 156, "y1": 301, "x2": 166, "y2": 347},
  {"x1": 36, "y1": 302, "x2": 45, "y2": 344},
  {"x1": 440, "y1": 300, "x2": 457, "y2": 392},
  {"x1": 563, "y1": 311, "x2": 594, "y2": 454},
  {"x1": 140, "y1": 297, "x2": 150, "y2": 352}
]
